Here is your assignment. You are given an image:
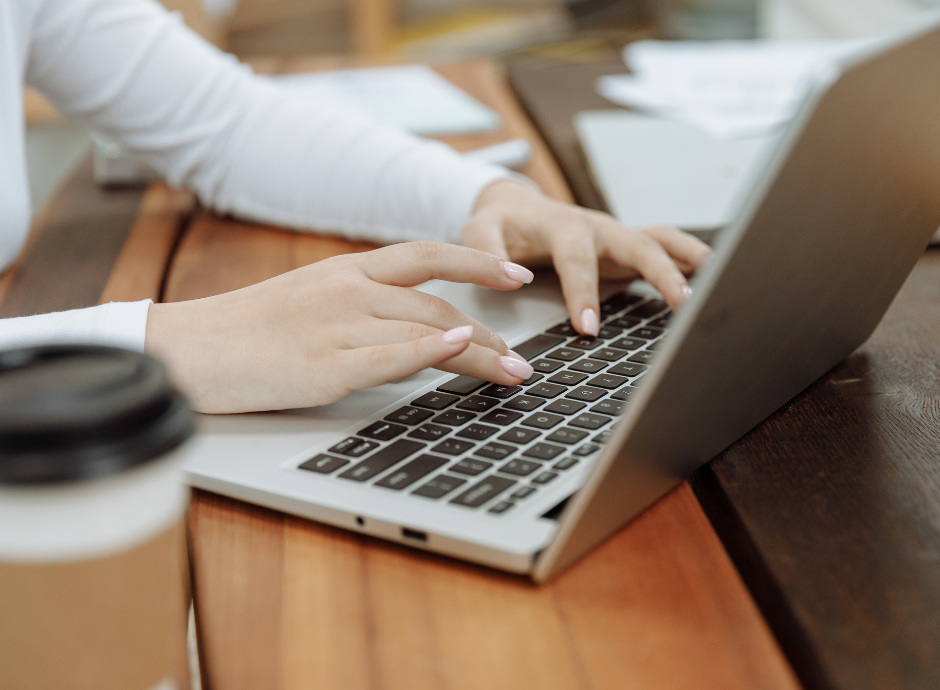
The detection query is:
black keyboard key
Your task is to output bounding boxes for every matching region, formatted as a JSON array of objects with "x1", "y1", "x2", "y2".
[
  {"x1": 510, "y1": 486, "x2": 537, "y2": 500},
  {"x1": 523, "y1": 443, "x2": 566, "y2": 460},
  {"x1": 589, "y1": 348, "x2": 628, "y2": 363},
  {"x1": 451, "y1": 458, "x2": 493, "y2": 476},
  {"x1": 547, "y1": 322, "x2": 577, "y2": 337},
  {"x1": 329, "y1": 437, "x2": 364, "y2": 455},
  {"x1": 627, "y1": 299, "x2": 667, "y2": 319},
  {"x1": 345, "y1": 440, "x2": 381, "y2": 458},
  {"x1": 338, "y1": 440, "x2": 425, "y2": 482},
  {"x1": 544, "y1": 399, "x2": 586, "y2": 416},
  {"x1": 545, "y1": 427, "x2": 589, "y2": 445},
  {"x1": 488, "y1": 501, "x2": 515, "y2": 515},
  {"x1": 569, "y1": 336, "x2": 603, "y2": 350},
  {"x1": 627, "y1": 351, "x2": 656, "y2": 365},
  {"x1": 498, "y1": 427, "x2": 541, "y2": 444},
  {"x1": 528, "y1": 383, "x2": 567, "y2": 399},
  {"x1": 593, "y1": 430, "x2": 614, "y2": 444},
  {"x1": 519, "y1": 373, "x2": 544, "y2": 386},
  {"x1": 548, "y1": 371, "x2": 588, "y2": 386},
  {"x1": 606, "y1": 315, "x2": 642, "y2": 330},
  {"x1": 522, "y1": 412, "x2": 565, "y2": 430},
  {"x1": 587, "y1": 374, "x2": 629, "y2": 390},
  {"x1": 437, "y1": 376, "x2": 486, "y2": 395},
  {"x1": 591, "y1": 400, "x2": 625, "y2": 416},
  {"x1": 609, "y1": 338, "x2": 646, "y2": 352},
  {"x1": 513, "y1": 334, "x2": 566, "y2": 361},
  {"x1": 611, "y1": 386, "x2": 640, "y2": 402},
  {"x1": 627, "y1": 327, "x2": 665, "y2": 341},
  {"x1": 298, "y1": 454, "x2": 349, "y2": 474},
  {"x1": 432, "y1": 439, "x2": 475, "y2": 456},
  {"x1": 385, "y1": 406, "x2": 433, "y2": 426},
  {"x1": 569, "y1": 359, "x2": 608, "y2": 374},
  {"x1": 408, "y1": 424, "x2": 451, "y2": 441},
  {"x1": 451, "y1": 476, "x2": 516, "y2": 507},
  {"x1": 573, "y1": 443, "x2": 601, "y2": 457},
  {"x1": 566, "y1": 386, "x2": 607, "y2": 403},
  {"x1": 456, "y1": 424, "x2": 500, "y2": 441},
  {"x1": 375, "y1": 454, "x2": 448, "y2": 490},
  {"x1": 601, "y1": 292, "x2": 642, "y2": 315},
  {"x1": 569, "y1": 413, "x2": 611, "y2": 430},
  {"x1": 646, "y1": 341, "x2": 662, "y2": 351},
  {"x1": 474, "y1": 441, "x2": 516, "y2": 460},
  {"x1": 359, "y1": 421, "x2": 406, "y2": 441},
  {"x1": 479, "y1": 384, "x2": 522, "y2": 399},
  {"x1": 503, "y1": 395, "x2": 545, "y2": 412},
  {"x1": 649, "y1": 316, "x2": 671, "y2": 328},
  {"x1": 554, "y1": 457, "x2": 580, "y2": 470},
  {"x1": 413, "y1": 474, "x2": 466, "y2": 499},
  {"x1": 531, "y1": 358, "x2": 564, "y2": 374},
  {"x1": 479, "y1": 409, "x2": 524, "y2": 426},
  {"x1": 500, "y1": 459, "x2": 541, "y2": 476},
  {"x1": 532, "y1": 471, "x2": 559, "y2": 485},
  {"x1": 597, "y1": 326, "x2": 623, "y2": 340},
  {"x1": 411, "y1": 392, "x2": 460, "y2": 410},
  {"x1": 607, "y1": 362, "x2": 648, "y2": 377},
  {"x1": 547, "y1": 347, "x2": 582, "y2": 362},
  {"x1": 629, "y1": 375, "x2": 645, "y2": 387},
  {"x1": 457, "y1": 395, "x2": 501, "y2": 413},
  {"x1": 433, "y1": 409, "x2": 478, "y2": 426}
]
